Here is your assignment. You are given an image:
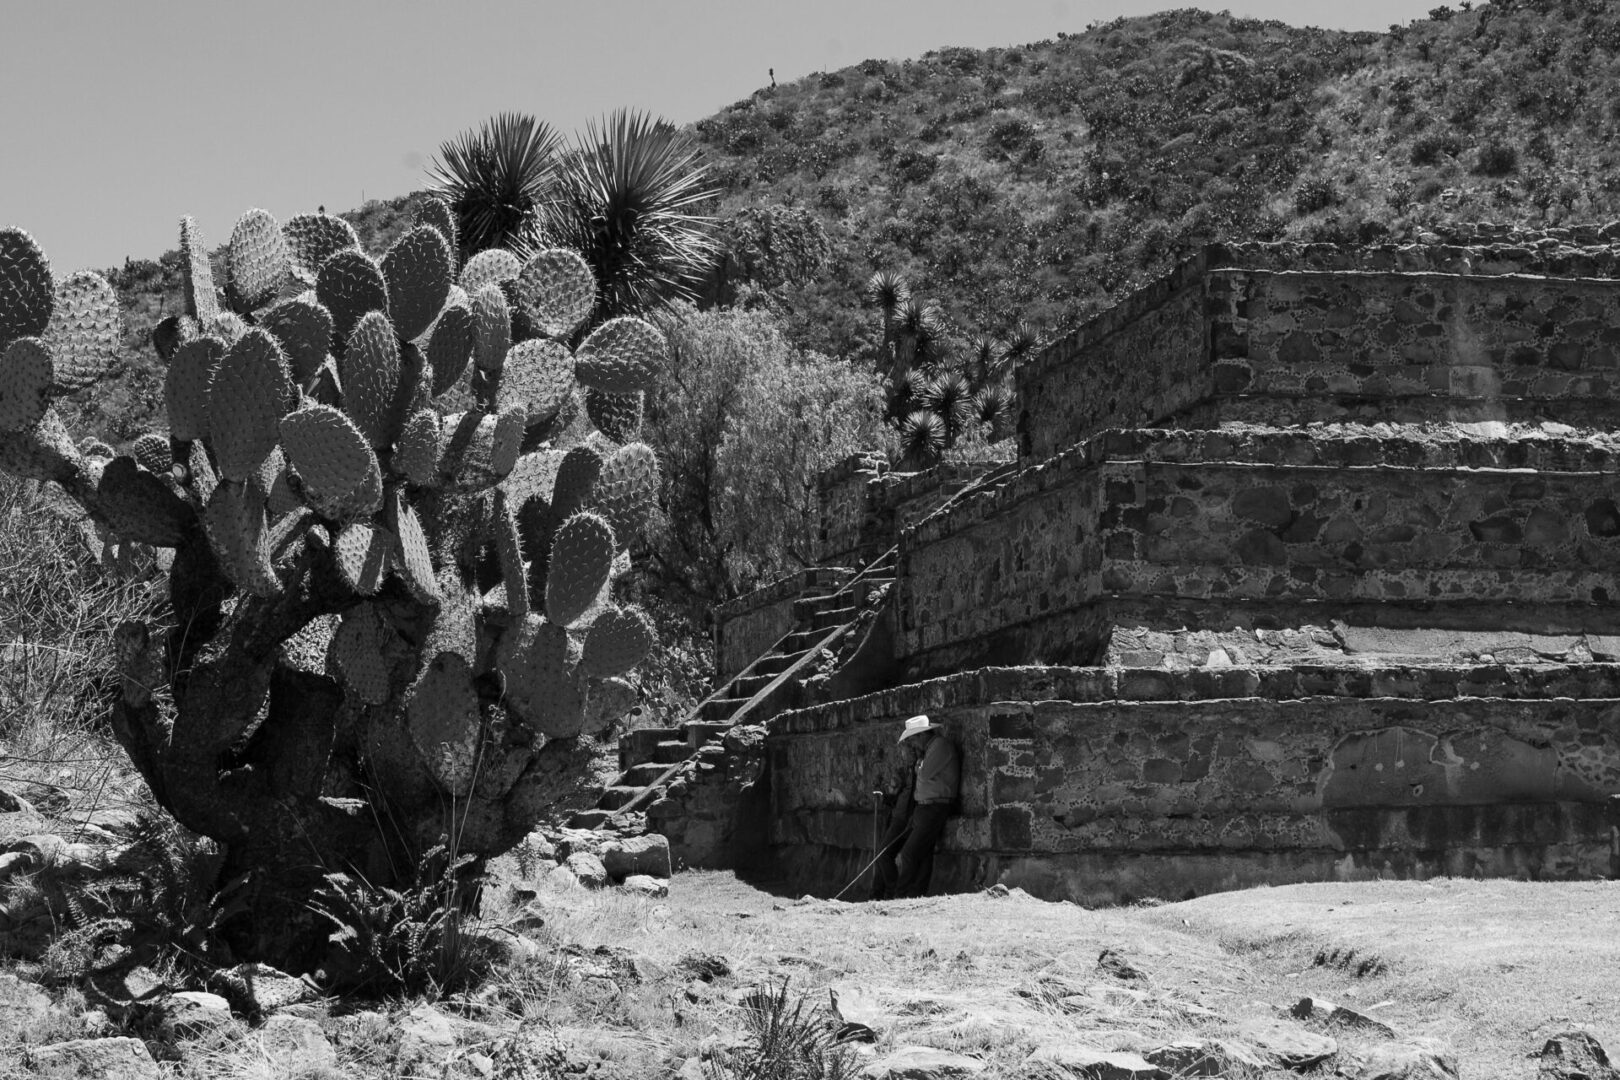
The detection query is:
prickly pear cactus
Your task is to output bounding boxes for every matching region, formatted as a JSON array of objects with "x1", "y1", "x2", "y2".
[{"x1": 0, "y1": 202, "x2": 668, "y2": 967}]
